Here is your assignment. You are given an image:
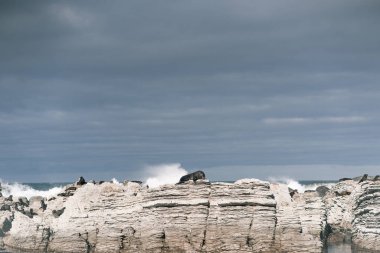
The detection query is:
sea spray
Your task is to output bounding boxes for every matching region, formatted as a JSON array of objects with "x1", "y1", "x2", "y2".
[
  {"x1": 268, "y1": 177, "x2": 336, "y2": 193},
  {"x1": 144, "y1": 163, "x2": 188, "y2": 188},
  {"x1": 0, "y1": 179, "x2": 65, "y2": 199}
]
